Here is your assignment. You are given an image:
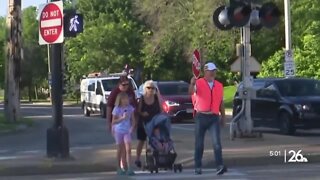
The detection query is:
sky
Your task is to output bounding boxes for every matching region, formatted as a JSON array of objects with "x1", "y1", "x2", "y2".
[{"x1": 0, "y1": 0, "x2": 47, "y2": 17}]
